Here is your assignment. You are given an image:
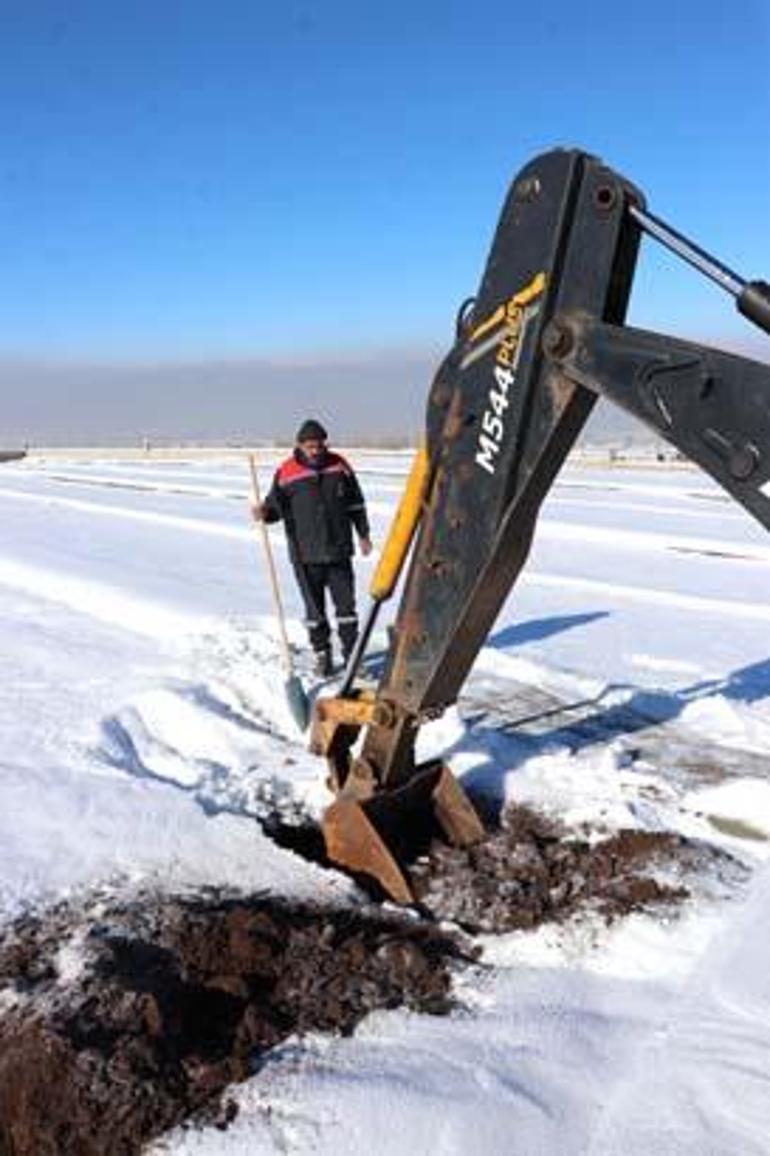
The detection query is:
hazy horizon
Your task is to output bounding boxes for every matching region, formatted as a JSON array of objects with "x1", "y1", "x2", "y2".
[{"x1": 3, "y1": 330, "x2": 767, "y2": 449}]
